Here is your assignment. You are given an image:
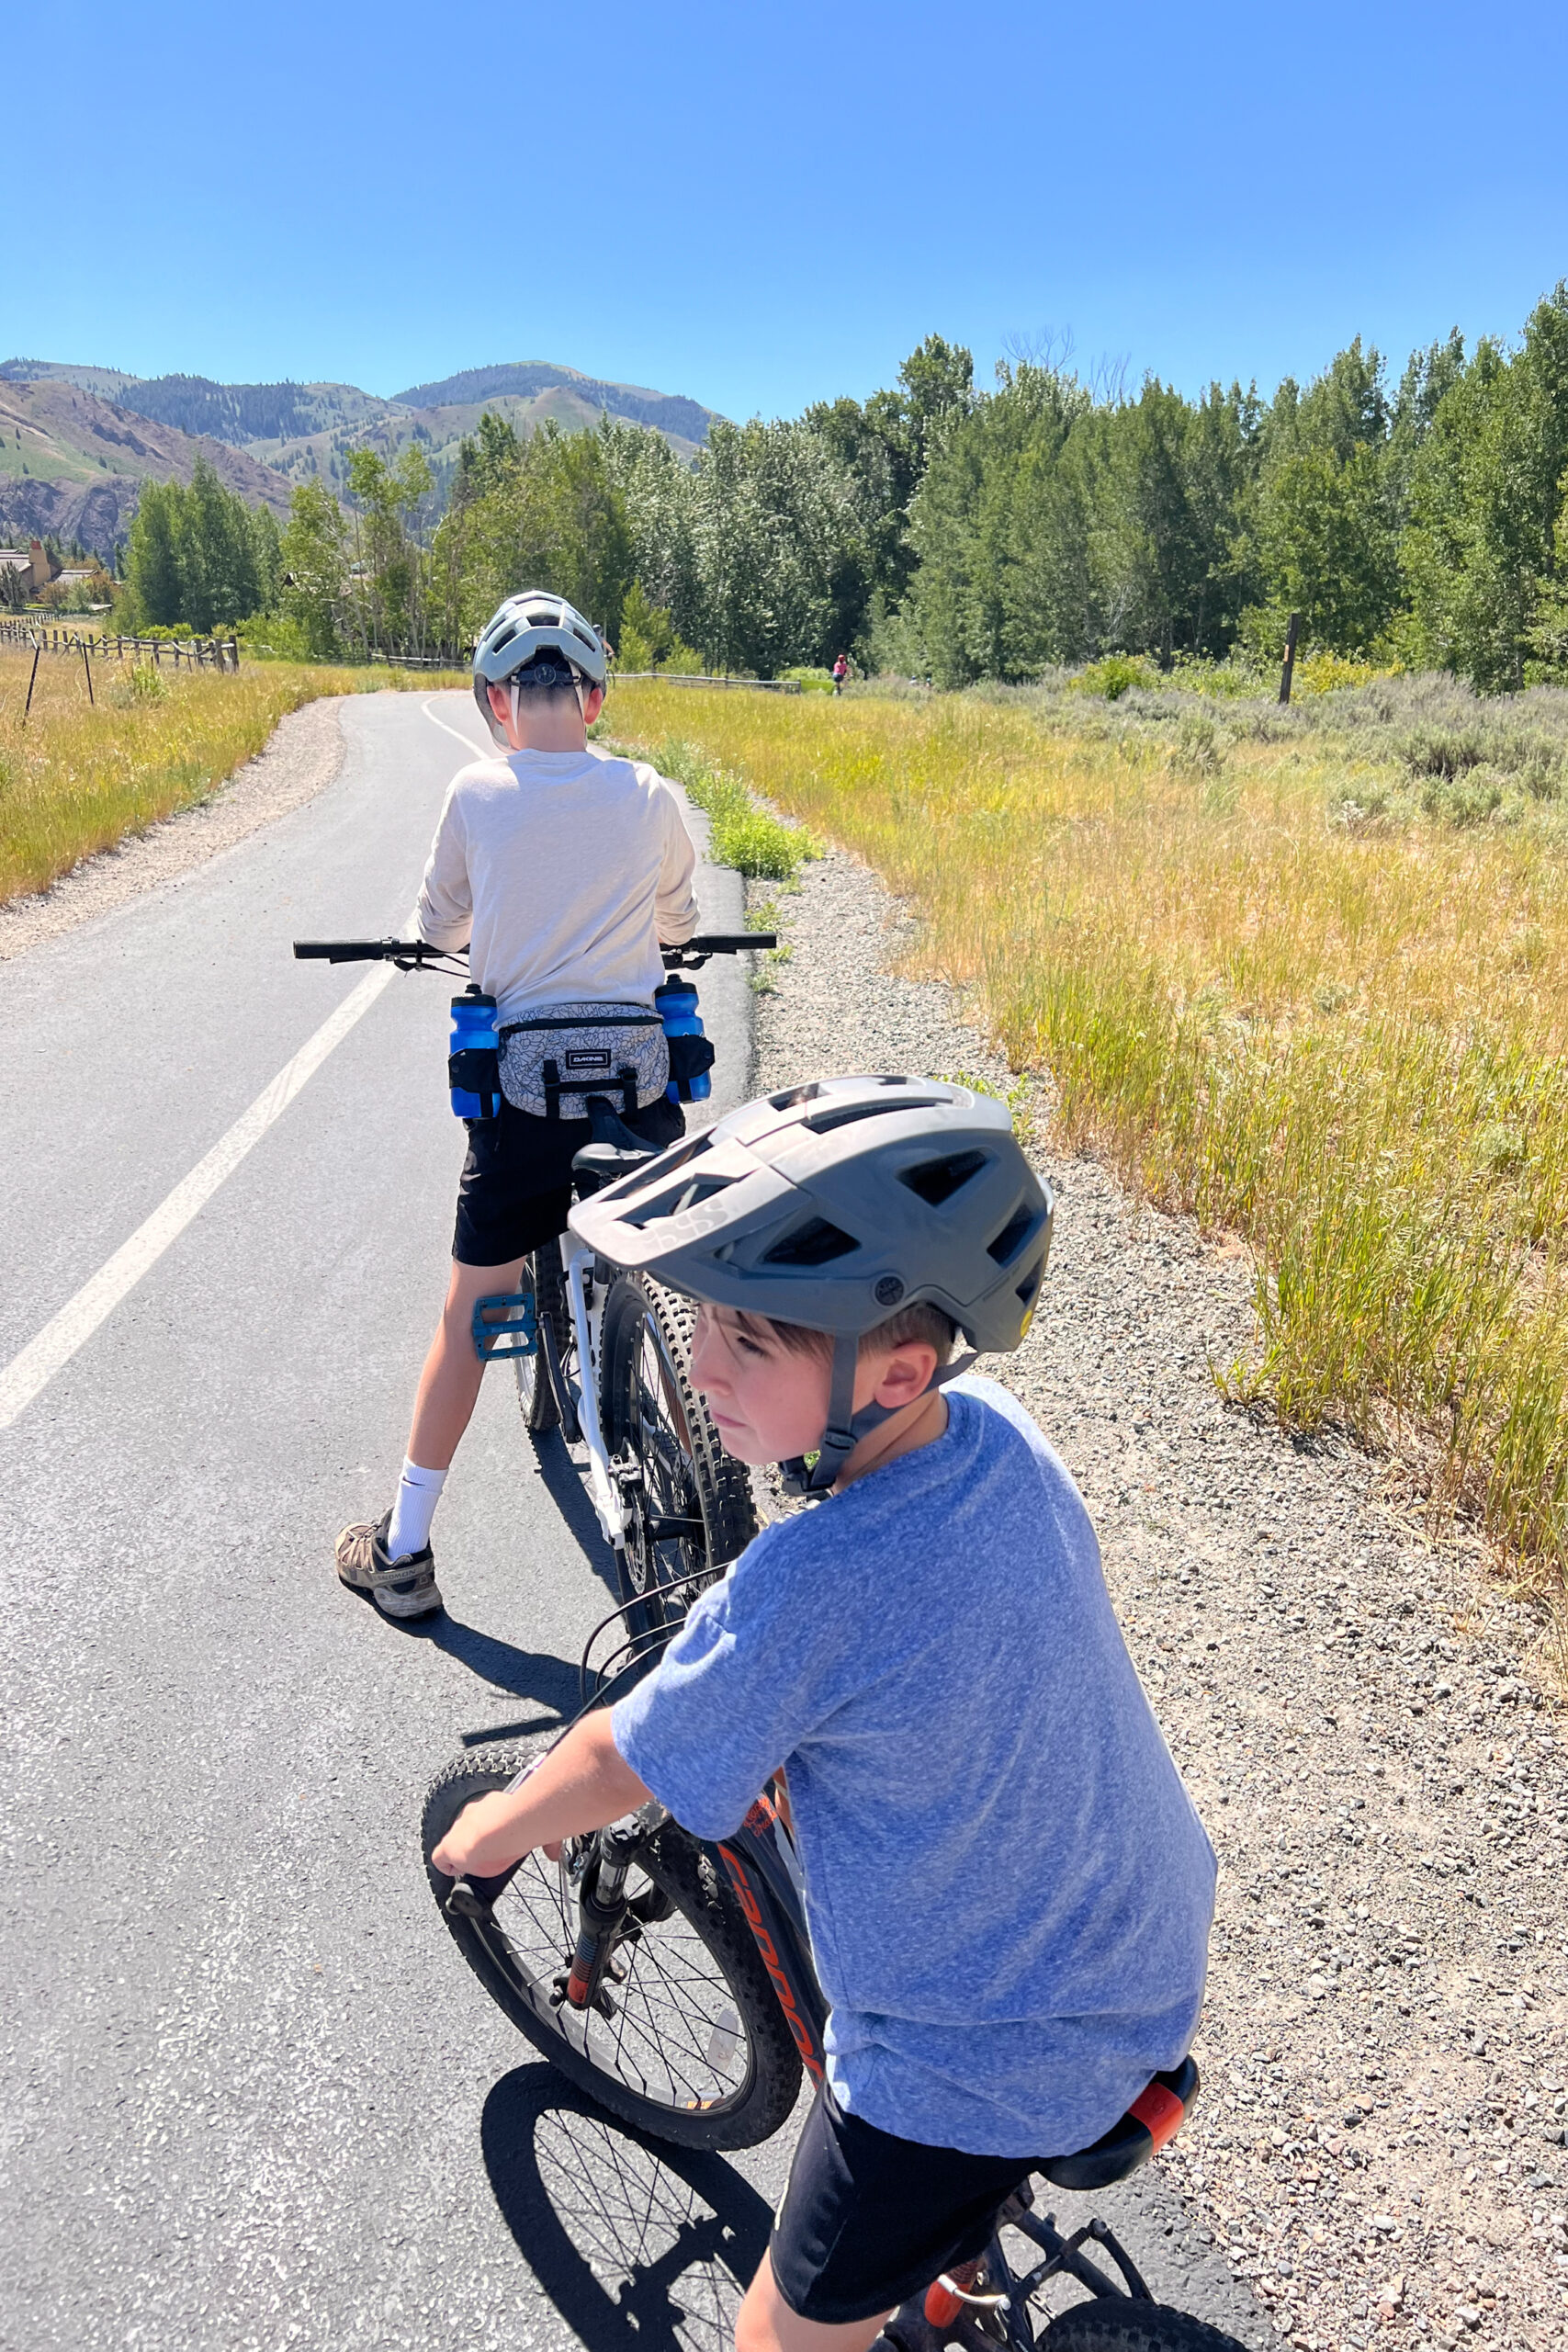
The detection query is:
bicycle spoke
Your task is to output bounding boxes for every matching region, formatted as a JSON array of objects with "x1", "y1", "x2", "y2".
[{"x1": 479, "y1": 1839, "x2": 752, "y2": 2115}]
